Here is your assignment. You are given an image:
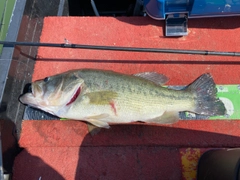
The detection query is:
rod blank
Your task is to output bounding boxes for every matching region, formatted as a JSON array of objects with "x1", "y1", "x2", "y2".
[{"x1": 0, "y1": 41, "x2": 239, "y2": 57}]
